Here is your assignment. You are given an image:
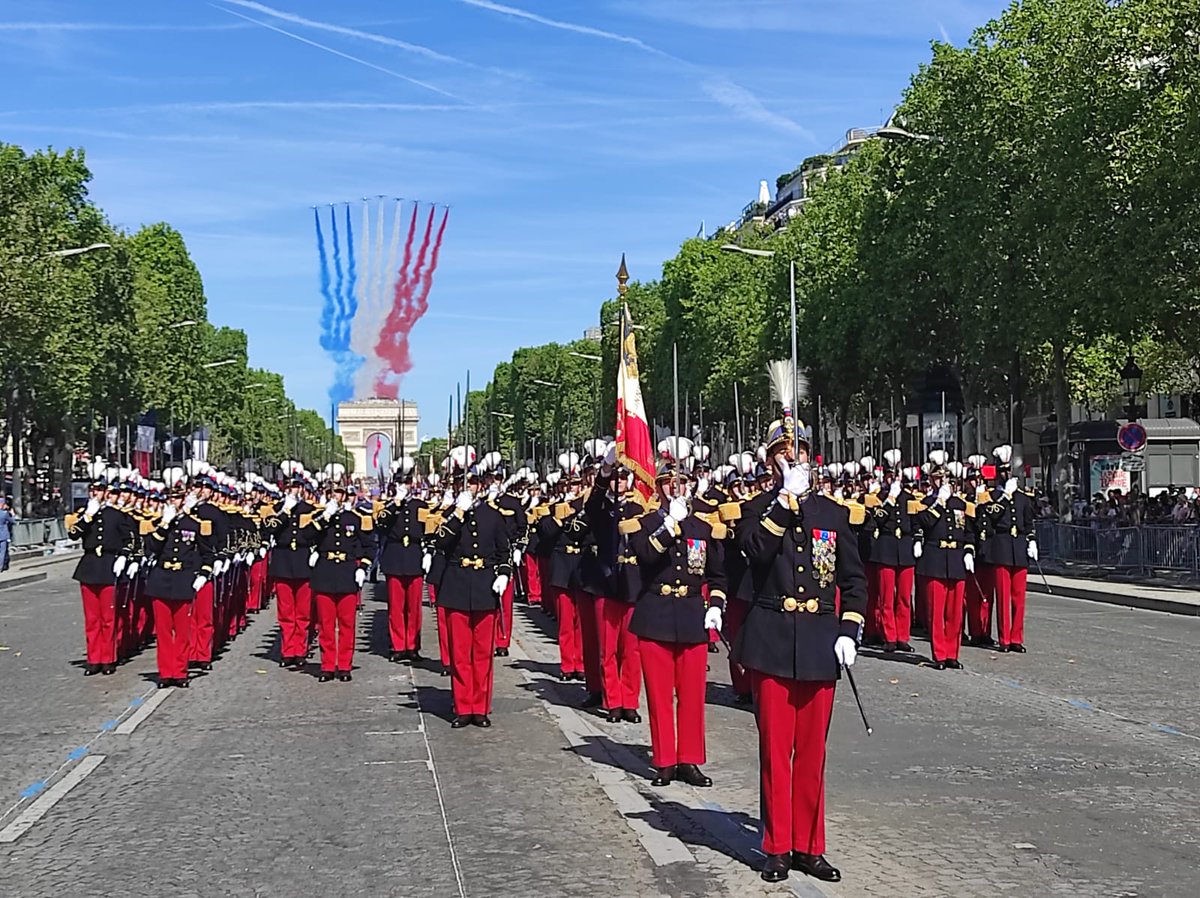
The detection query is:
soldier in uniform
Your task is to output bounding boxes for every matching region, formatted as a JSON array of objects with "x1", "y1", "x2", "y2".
[
  {"x1": 984, "y1": 468, "x2": 1037, "y2": 653},
  {"x1": 263, "y1": 475, "x2": 315, "y2": 669},
  {"x1": 189, "y1": 474, "x2": 228, "y2": 672},
  {"x1": 67, "y1": 478, "x2": 136, "y2": 675},
  {"x1": 376, "y1": 479, "x2": 428, "y2": 661},
  {"x1": 629, "y1": 459, "x2": 727, "y2": 788},
  {"x1": 716, "y1": 467, "x2": 755, "y2": 704},
  {"x1": 869, "y1": 452, "x2": 918, "y2": 652},
  {"x1": 538, "y1": 485, "x2": 589, "y2": 683},
  {"x1": 304, "y1": 484, "x2": 373, "y2": 682},
  {"x1": 493, "y1": 475, "x2": 526, "y2": 657},
  {"x1": 433, "y1": 472, "x2": 513, "y2": 727},
  {"x1": 522, "y1": 481, "x2": 547, "y2": 609},
  {"x1": 915, "y1": 464, "x2": 975, "y2": 670},
  {"x1": 733, "y1": 417, "x2": 867, "y2": 885},
  {"x1": 964, "y1": 461, "x2": 997, "y2": 647},
  {"x1": 143, "y1": 485, "x2": 217, "y2": 687}
]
